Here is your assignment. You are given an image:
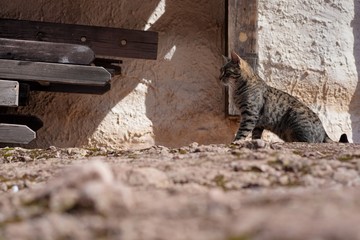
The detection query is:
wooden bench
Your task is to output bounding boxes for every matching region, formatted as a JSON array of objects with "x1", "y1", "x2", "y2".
[{"x1": 0, "y1": 18, "x2": 158, "y2": 144}]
